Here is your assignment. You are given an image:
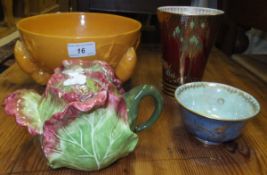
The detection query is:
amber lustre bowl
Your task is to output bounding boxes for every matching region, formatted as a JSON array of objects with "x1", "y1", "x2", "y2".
[{"x1": 15, "y1": 12, "x2": 141, "y2": 84}]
